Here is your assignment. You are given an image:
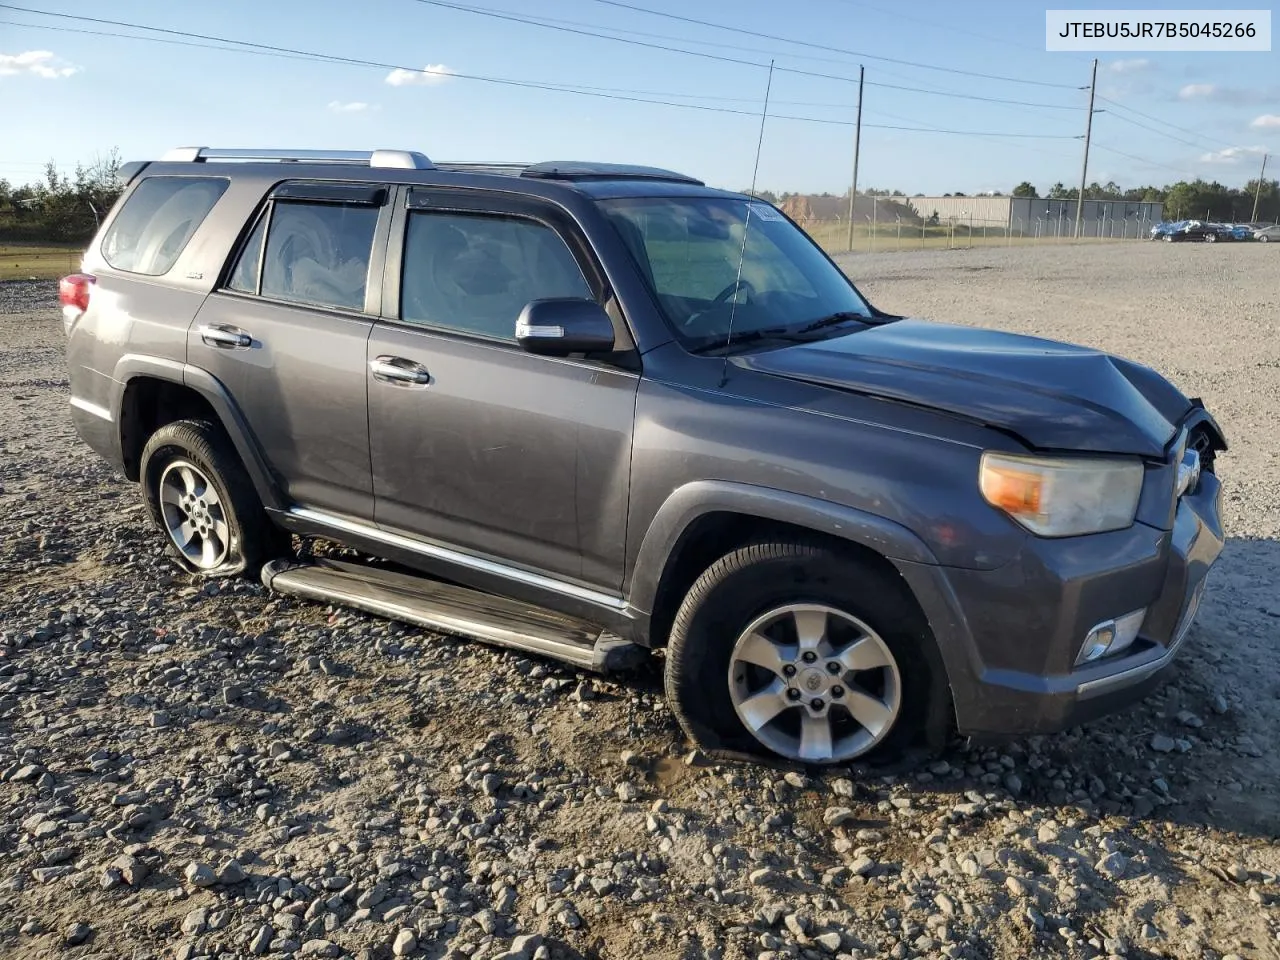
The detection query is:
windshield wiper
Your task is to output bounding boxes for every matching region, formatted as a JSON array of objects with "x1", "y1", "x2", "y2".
[
  {"x1": 793, "y1": 311, "x2": 868, "y2": 335},
  {"x1": 688, "y1": 326, "x2": 796, "y2": 355},
  {"x1": 688, "y1": 313, "x2": 873, "y2": 355}
]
